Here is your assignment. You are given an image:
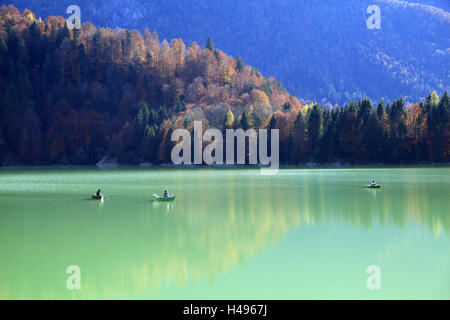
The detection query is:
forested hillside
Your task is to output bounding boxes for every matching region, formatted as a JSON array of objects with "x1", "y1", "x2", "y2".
[
  {"x1": 0, "y1": 6, "x2": 298, "y2": 165},
  {"x1": 0, "y1": 6, "x2": 449, "y2": 166},
  {"x1": 8, "y1": 0, "x2": 450, "y2": 105}
]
